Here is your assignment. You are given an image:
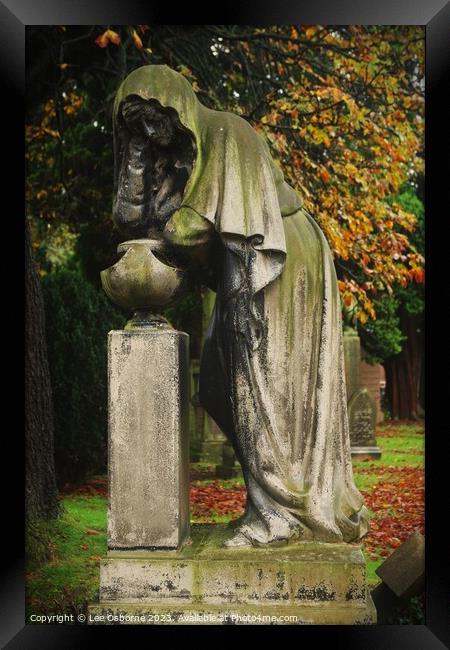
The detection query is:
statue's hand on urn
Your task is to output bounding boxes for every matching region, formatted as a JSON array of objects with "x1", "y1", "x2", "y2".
[{"x1": 163, "y1": 207, "x2": 221, "y2": 291}]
